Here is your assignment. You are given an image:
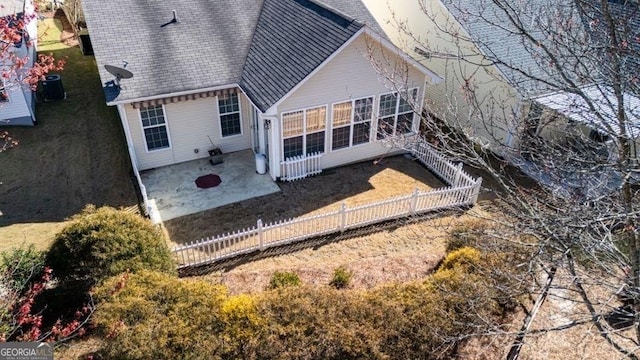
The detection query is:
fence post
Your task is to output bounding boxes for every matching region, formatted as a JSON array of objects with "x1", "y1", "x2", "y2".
[
  {"x1": 453, "y1": 162, "x2": 463, "y2": 187},
  {"x1": 258, "y1": 219, "x2": 264, "y2": 250},
  {"x1": 411, "y1": 187, "x2": 419, "y2": 215},
  {"x1": 471, "y1": 178, "x2": 483, "y2": 203},
  {"x1": 340, "y1": 203, "x2": 347, "y2": 231}
]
